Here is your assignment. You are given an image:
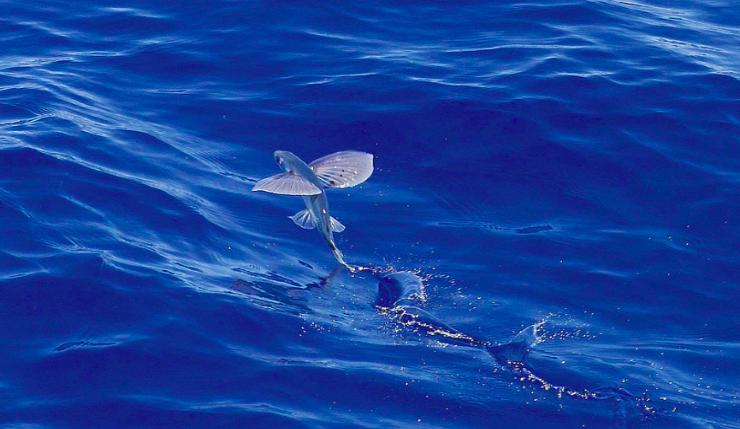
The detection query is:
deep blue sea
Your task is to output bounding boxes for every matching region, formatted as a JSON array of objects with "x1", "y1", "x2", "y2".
[{"x1": 1, "y1": 1, "x2": 739, "y2": 428}]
